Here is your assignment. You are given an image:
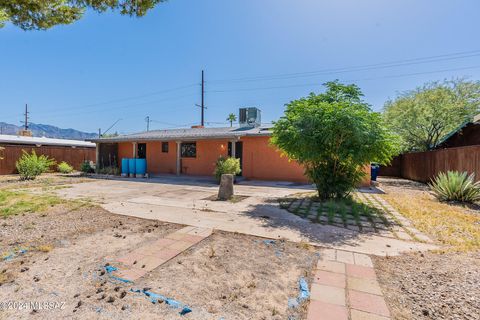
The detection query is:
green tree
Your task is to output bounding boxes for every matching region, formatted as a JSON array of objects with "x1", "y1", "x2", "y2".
[
  {"x1": 0, "y1": 0, "x2": 165, "y2": 30},
  {"x1": 383, "y1": 79, "x2": 480, "y2": 151},
  {"x1": 272, "y1": 81, "x2": 398, "y2": 199},
  {"x1": 226, "y1": 113, "x2": 237, "y2": 127}
]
